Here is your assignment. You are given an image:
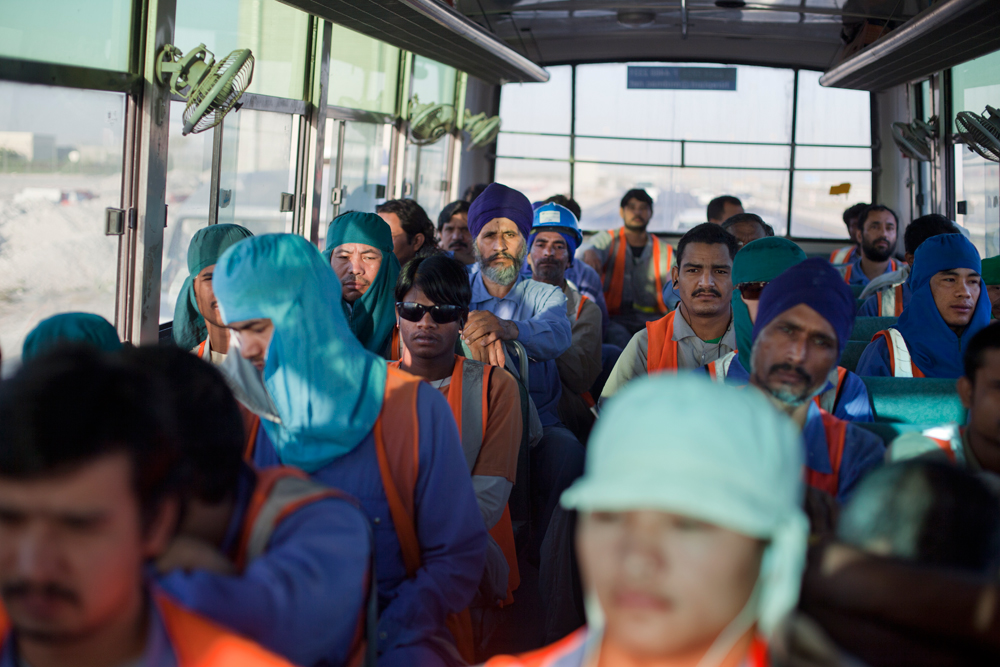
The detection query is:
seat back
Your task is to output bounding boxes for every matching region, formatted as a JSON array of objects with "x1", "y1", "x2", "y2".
[
  {"x1": 851, "y1": 316, "x2": 897, "y2": 341},
  {"x1": 840, "y1": 340, "x2": 869, "y2": 373},
  {"x1": 854, "y1": 421, "x2": 936, "y2": 443},
  {"x1": 849, "y1": 284, "x2": 865, "y2": 299},
  {"x1": 860, "y1": 377, "x2": 966, "y2": 424}
]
